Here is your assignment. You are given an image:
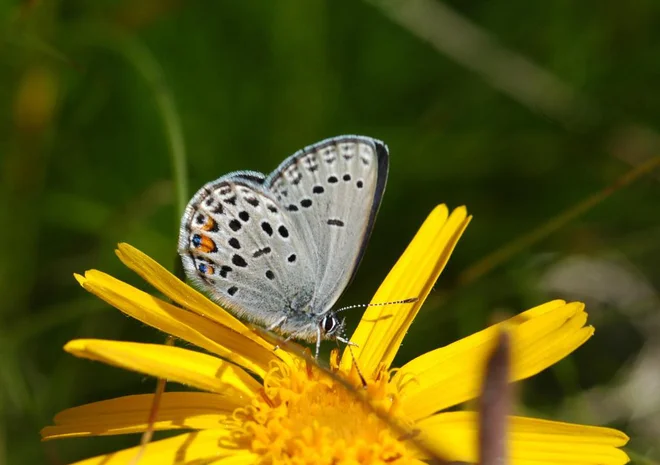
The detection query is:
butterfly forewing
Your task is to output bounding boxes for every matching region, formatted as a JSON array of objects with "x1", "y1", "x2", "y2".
[
  {"x1": 266, "y1": 136, "x2": 389, "y2": 315},
  {"x1": 179, "y1": 178, "x2": 317, "y2": 329}
]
